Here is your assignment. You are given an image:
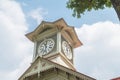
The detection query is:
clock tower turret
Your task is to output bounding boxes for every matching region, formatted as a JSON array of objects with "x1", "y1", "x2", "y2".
[
  {"x1": 19, "y1": 18, "x2": 95, "y2": 80},
  {"x1": 26, "y1": 18, "x2": 82, "y2": 70}
]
